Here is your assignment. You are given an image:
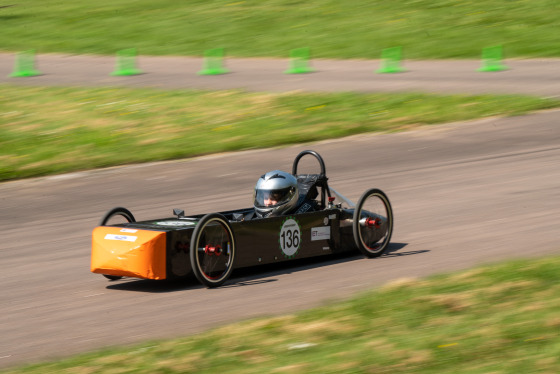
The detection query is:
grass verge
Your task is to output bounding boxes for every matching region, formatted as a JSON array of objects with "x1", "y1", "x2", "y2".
[
  {"x1": 1, "y1": 0, "x2": 559, "y2": 58},
  {"x1": 2, "y1": 85, "x2": 559, "y2": 181},
  {"x1": 3, "y1": 255, "x2": 559, "y2": 373}
]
